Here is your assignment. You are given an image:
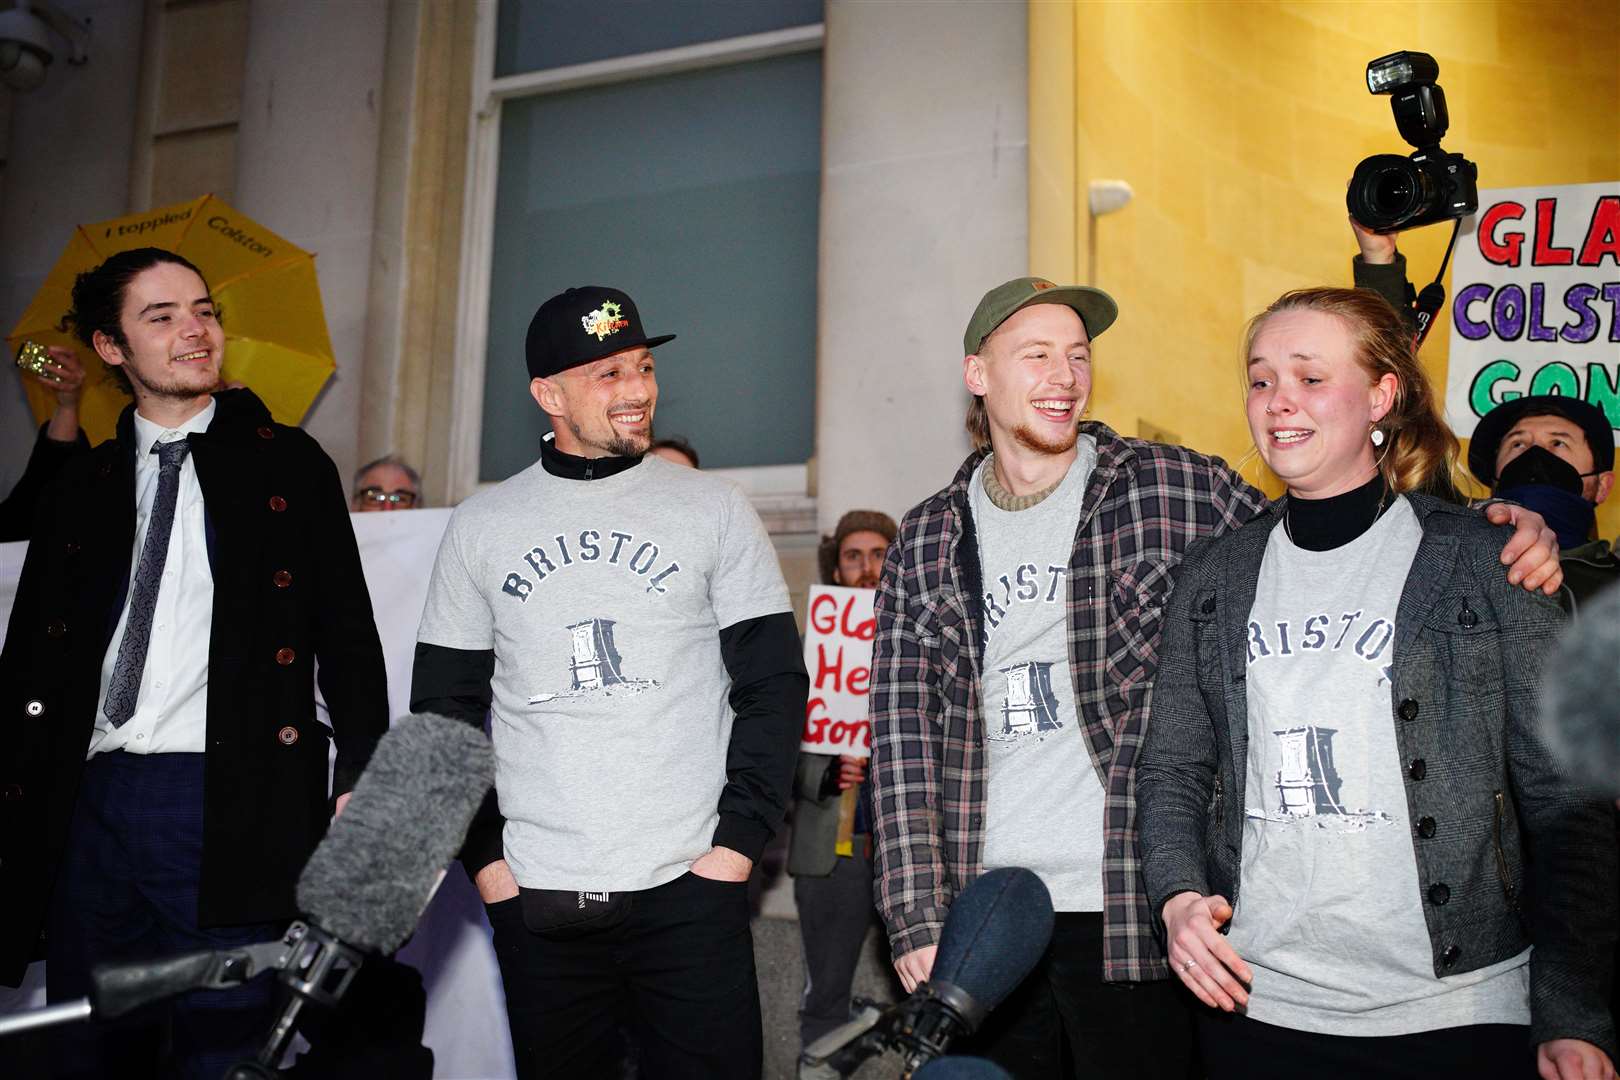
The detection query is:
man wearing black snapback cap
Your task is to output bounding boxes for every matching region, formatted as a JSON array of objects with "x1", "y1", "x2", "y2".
[
  {"x1": 410, "y1": 285, "x2": 807, "y2": 1078},
  {"x1": 867, "y1": 277, "x2": 1569, "y2": 1078}
]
